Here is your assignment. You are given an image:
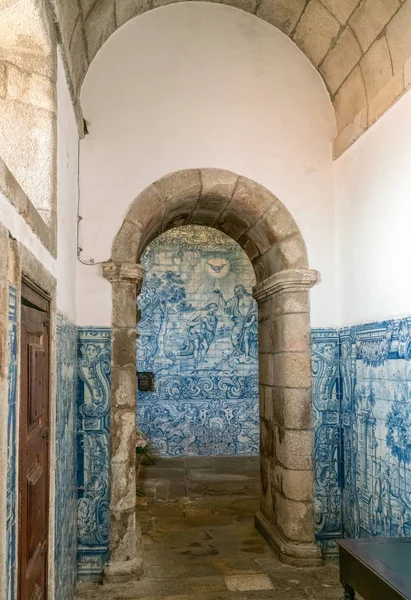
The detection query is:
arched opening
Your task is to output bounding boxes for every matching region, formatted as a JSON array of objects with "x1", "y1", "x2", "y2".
[
  {"x1": 137, "y1": 225, "x2": 259, "y2": 457},
  {"x1": 102, "y1": 168, "x2": 320, "y2": 578}
]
